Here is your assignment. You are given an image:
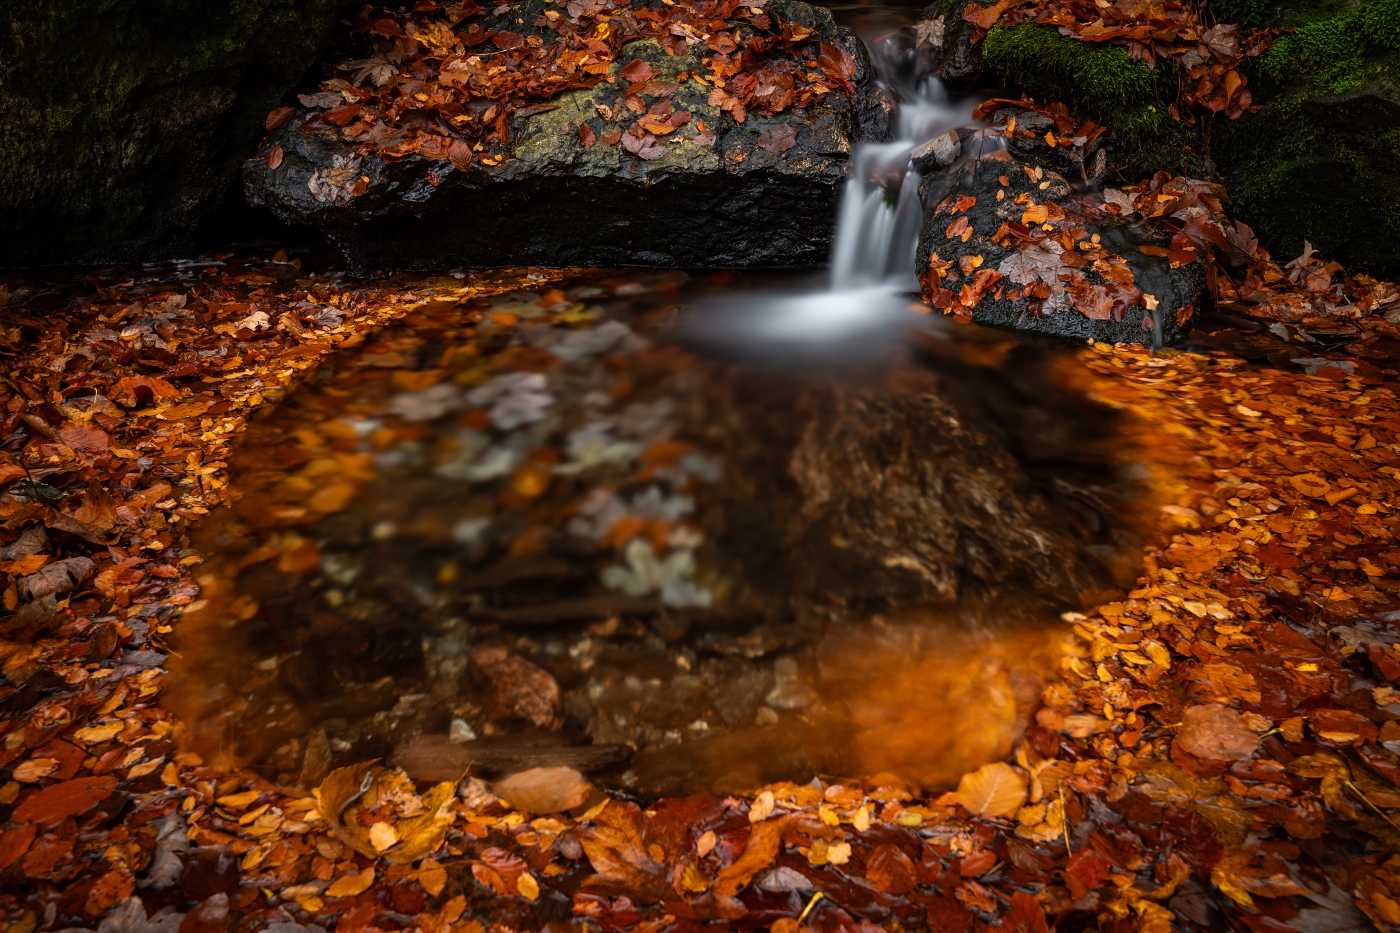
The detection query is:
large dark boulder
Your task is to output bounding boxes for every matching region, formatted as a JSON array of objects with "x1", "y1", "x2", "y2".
[
  {"x1": 243, "y1": 4, "x2": 894, "y2": 272},
  {"x1": 0, "y1": 0, "x2": 342, "y2": 269}
]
